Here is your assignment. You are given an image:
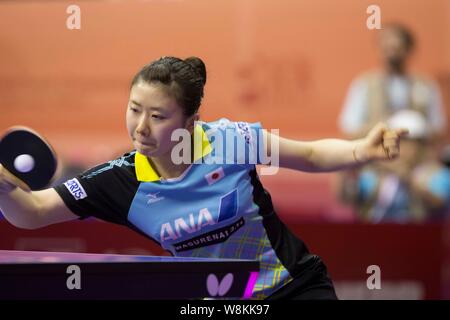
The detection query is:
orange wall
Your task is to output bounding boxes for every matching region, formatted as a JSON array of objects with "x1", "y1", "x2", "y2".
[
  {"x1": 446, "y1": 0, "x2": 450, "y2": 71},
  {"x1": 0, "y1": 0, "x2": 449, "y2": 165}
]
